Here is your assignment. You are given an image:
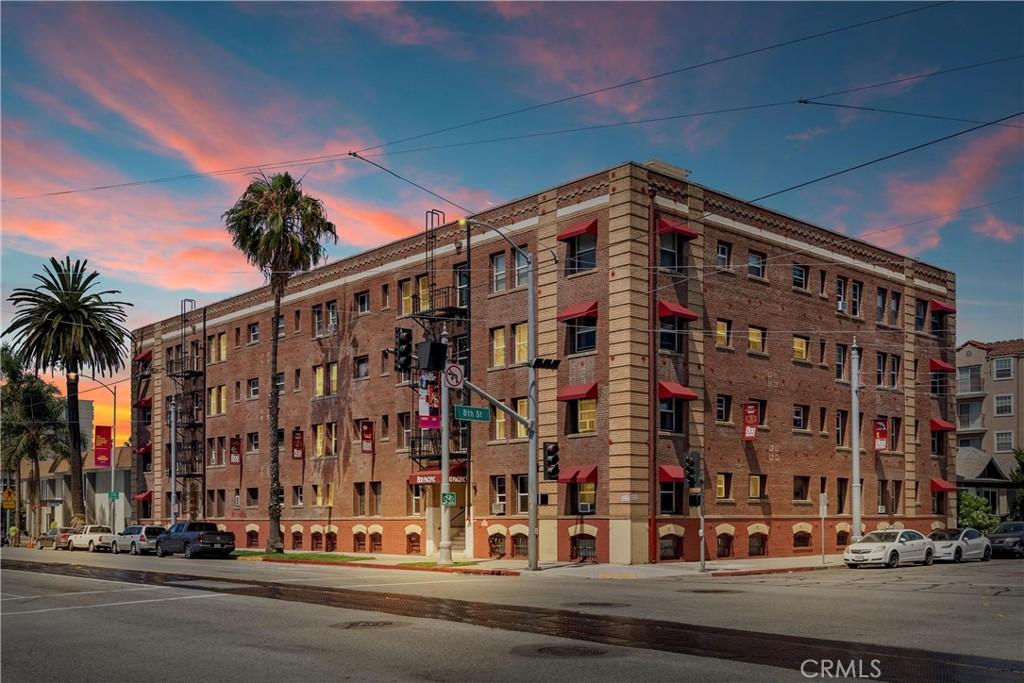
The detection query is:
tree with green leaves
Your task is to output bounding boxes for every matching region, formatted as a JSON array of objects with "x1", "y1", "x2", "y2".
[
  {"x1": 1009, "y1": 448, "x2": 1024, "y2": 520},
  {"x1": 3, "y1": 258, "x2": 131, "y2": 525},
  {"x1": 957, "y1": 491, "x2": 999, "y2": 533},
  {"x1": 1, "y1": 345, "x2": 70, "y2": 537},
  {"x1": 224, "y1": 172, "x2": 337, "y2": 552}
]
